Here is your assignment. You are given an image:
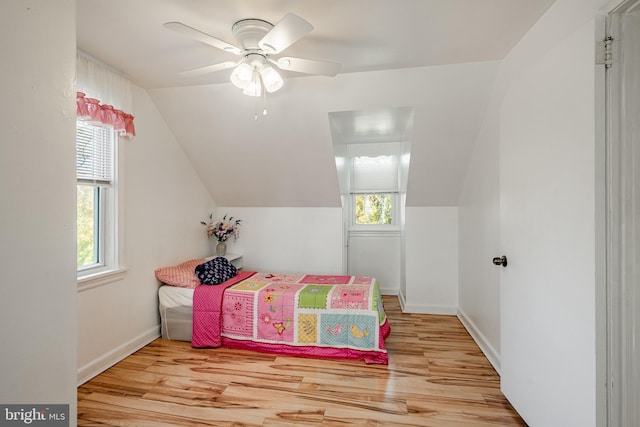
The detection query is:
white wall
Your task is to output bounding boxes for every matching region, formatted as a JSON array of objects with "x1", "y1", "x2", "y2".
[
  {"x1": 77, "y1": 85, "x2": 214, "y2": 383},
  {"x1": 403, "y1": 207, "x2": 459, "y2": 314},
  {"x1": 458, "y1": 100, "x2": 501, "y2": 370},
  {"x1": 216, "y1": 207, "x2": 343, "y2": 275},
  {"x1": 0, "y1": 0, "x2": 78, "y2": 420},
  {"x1": 348, "y1": 233, "x2": 401, "y2": 295}
]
